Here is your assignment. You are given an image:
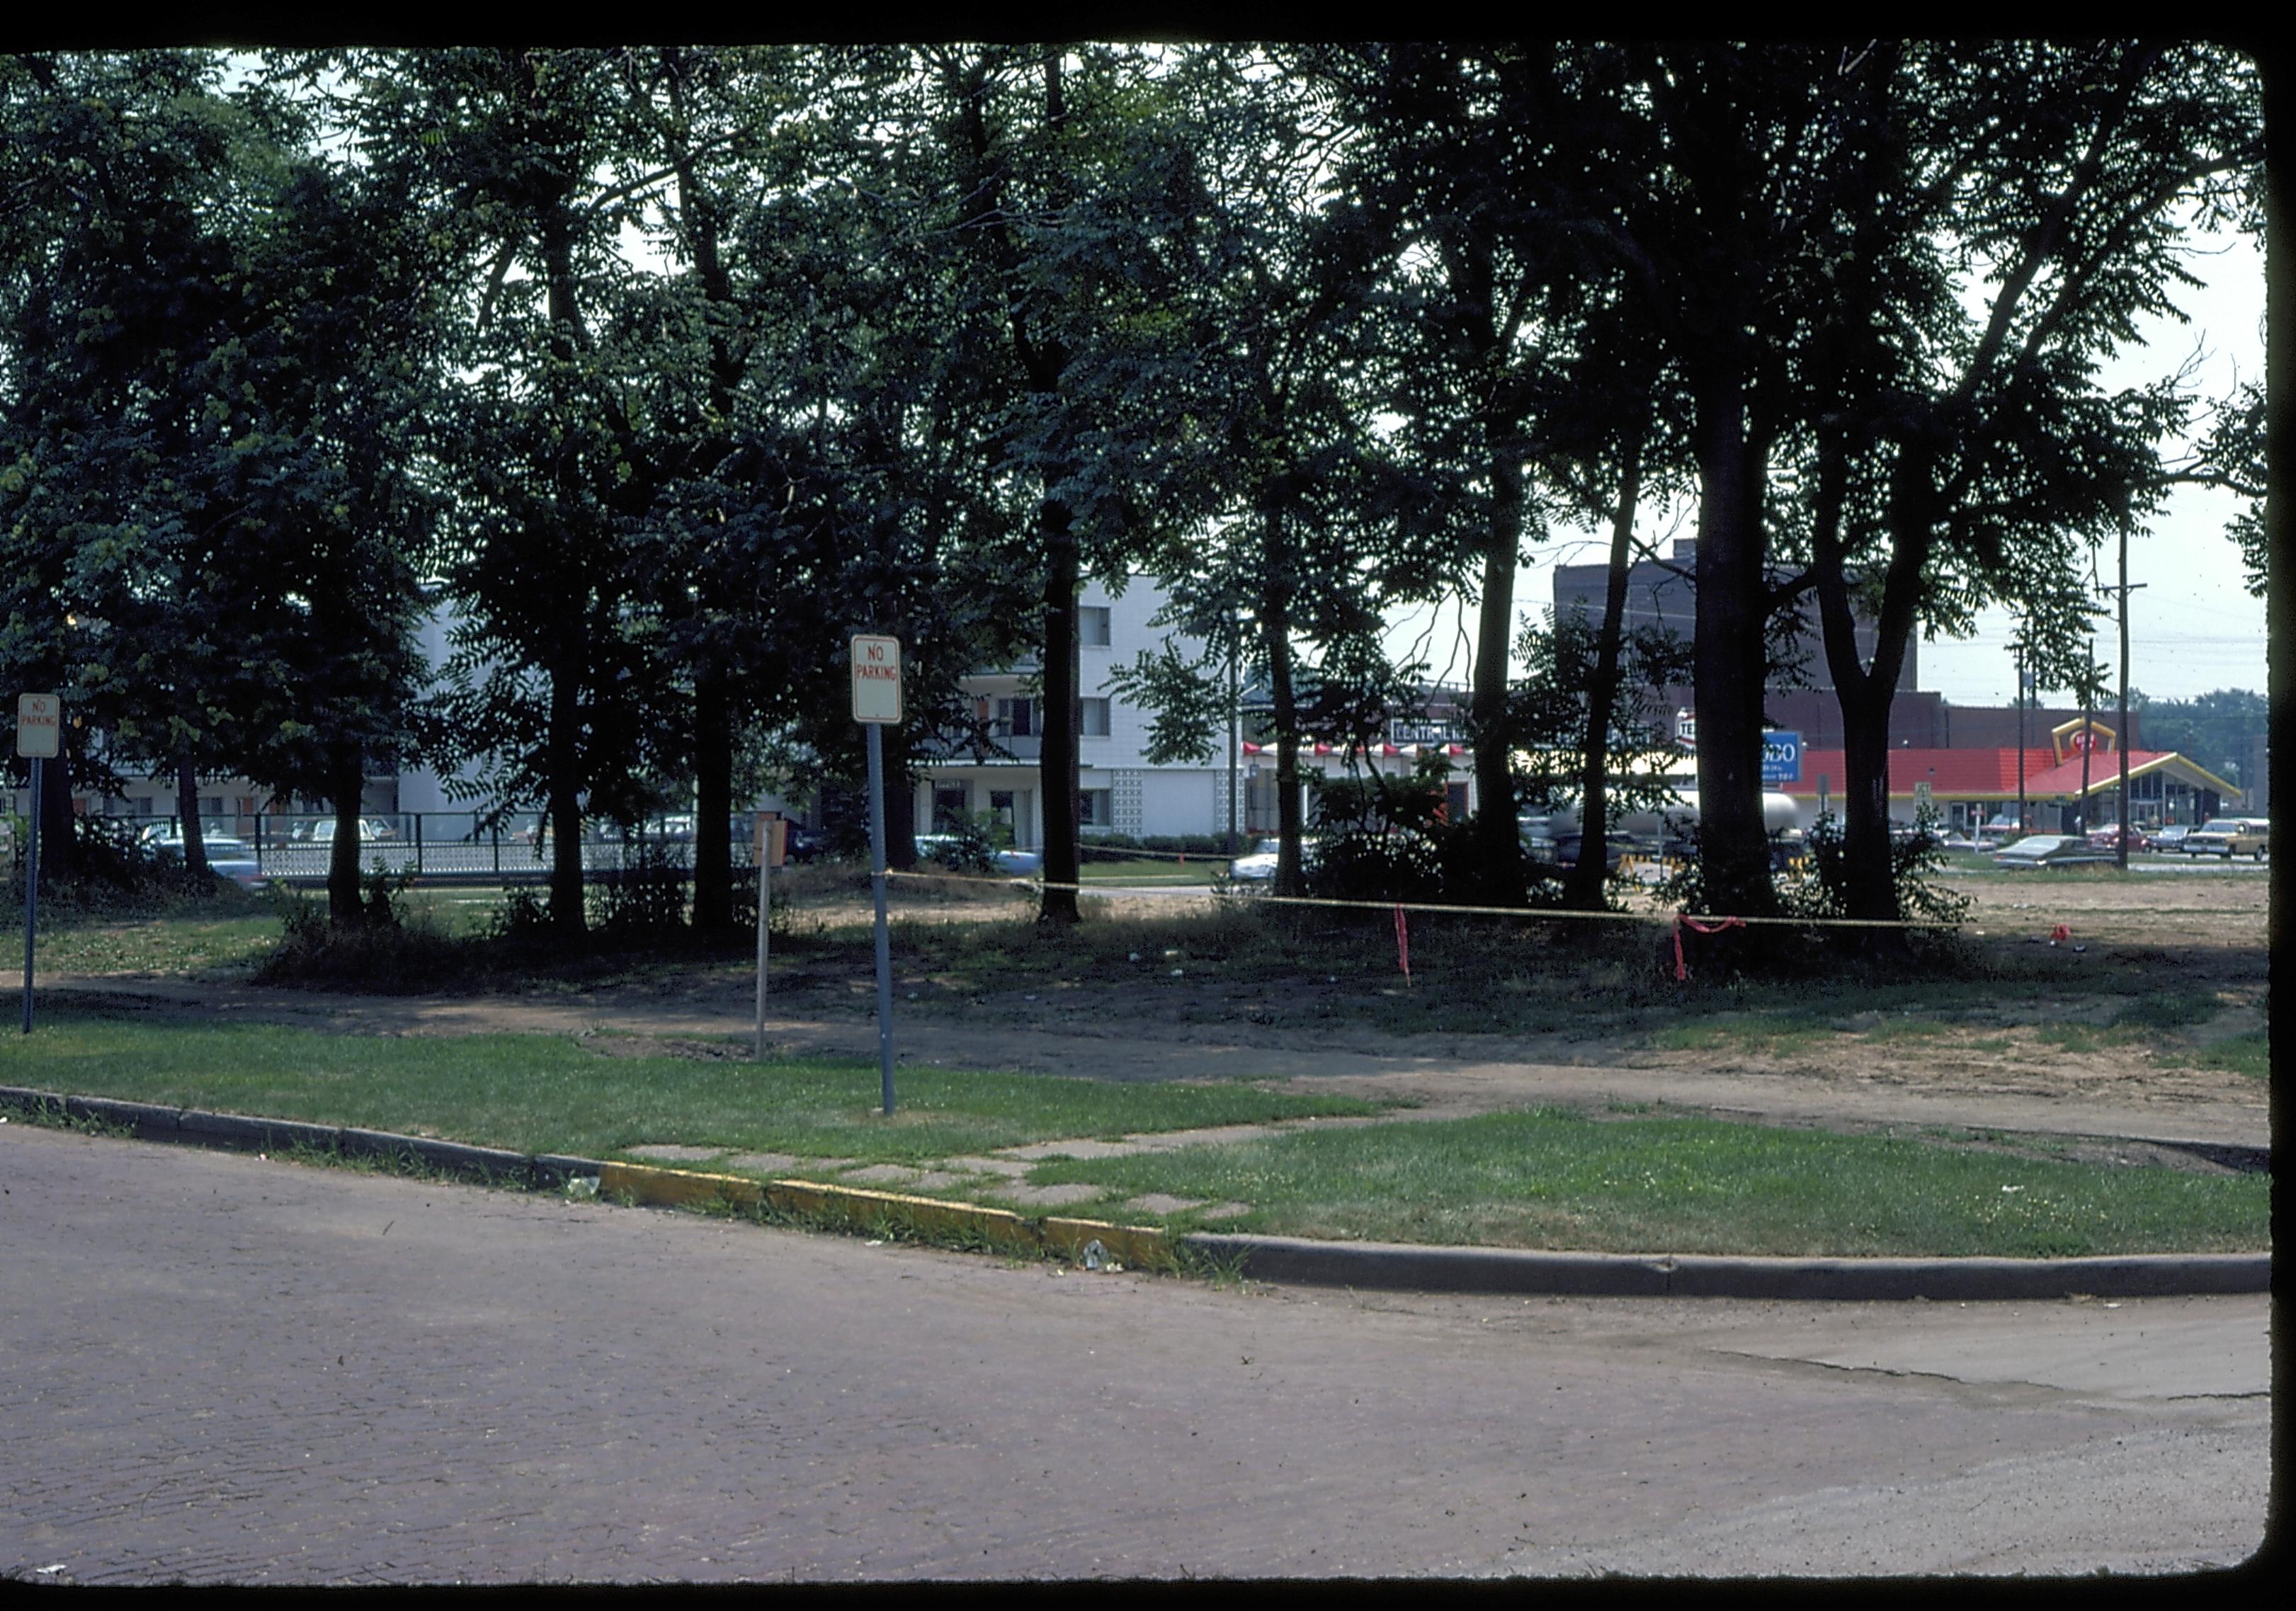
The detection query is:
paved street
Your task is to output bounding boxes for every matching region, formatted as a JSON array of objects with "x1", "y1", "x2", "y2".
[{"x1": 0, "y1": 1122, "x2": 2268, "y2": 1583}]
